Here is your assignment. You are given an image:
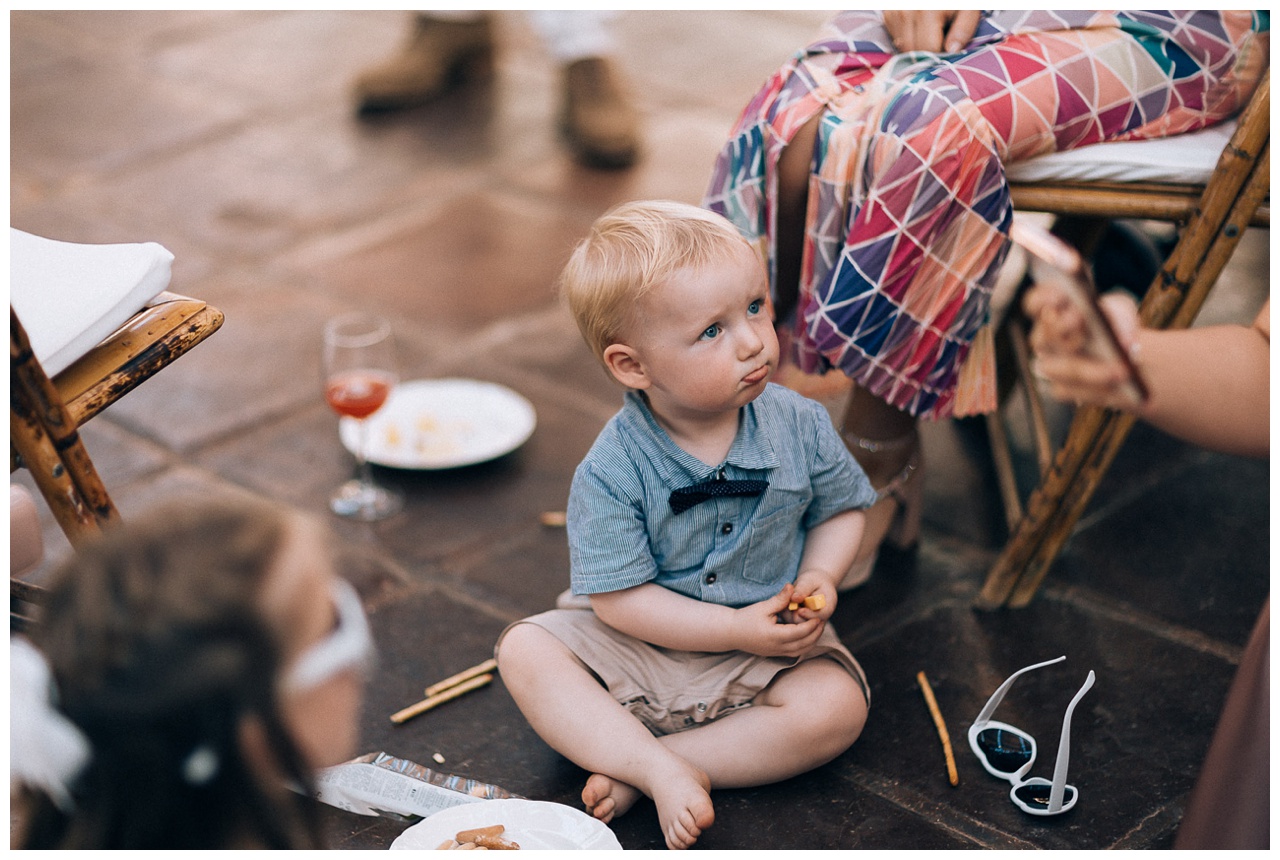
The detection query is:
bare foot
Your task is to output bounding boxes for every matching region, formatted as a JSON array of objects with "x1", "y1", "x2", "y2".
[
  {"x1": 646, "y1": 757, "x2": 715, "y2": 850},
  {"x1": 582, "y1": 772, "x2": 642, "y2": 823}
]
